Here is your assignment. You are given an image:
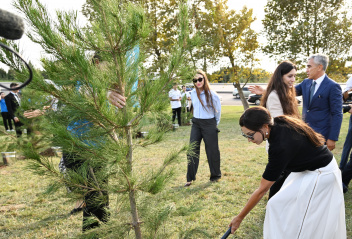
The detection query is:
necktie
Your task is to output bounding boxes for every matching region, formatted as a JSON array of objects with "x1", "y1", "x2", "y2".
[
  {"x1": 309, "y1": 81, "x2": 316, "y2": 105},
  {"x1": 14, "y1": 94, "x2": 20, "y2": 105}
]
